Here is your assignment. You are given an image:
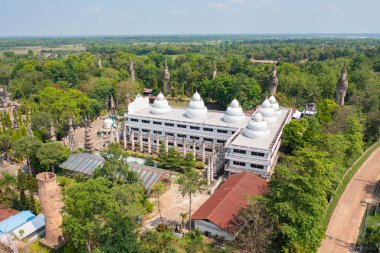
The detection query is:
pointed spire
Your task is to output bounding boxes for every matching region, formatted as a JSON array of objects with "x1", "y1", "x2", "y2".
[
  {"x1": 129, "y1": 59, "x2": 135, "y2": 82},
  {"x1": 68, "y1": 117, "x2": 76, "y2": 152},
  {"x1": 164, "y1": 60, "x2": 170, "y2": 93},
  {"x1": 97, "y1": 51, "x2": 102, "y2": 69},
  {"x1": 269, "y1": 65, "x2": 279, "y2": 96},
  {"x1": 49, "y1": 120, "x2": 56, "y2": 141},
  {"x1": 212, "y1": 61, "x2": 217, "y2": 79},
  {"x1": 337, "y1": 63, "x2": 349, "y2": 106},
  {"x1": 110, "y1": 96, "x2": 115, "y2": 112},
  {"x1": 84, "y1": 116, "x2": 94, "y2": 153},
  {"x1": 25, "y1": 107, "x2": 32, "y2": 136}
]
